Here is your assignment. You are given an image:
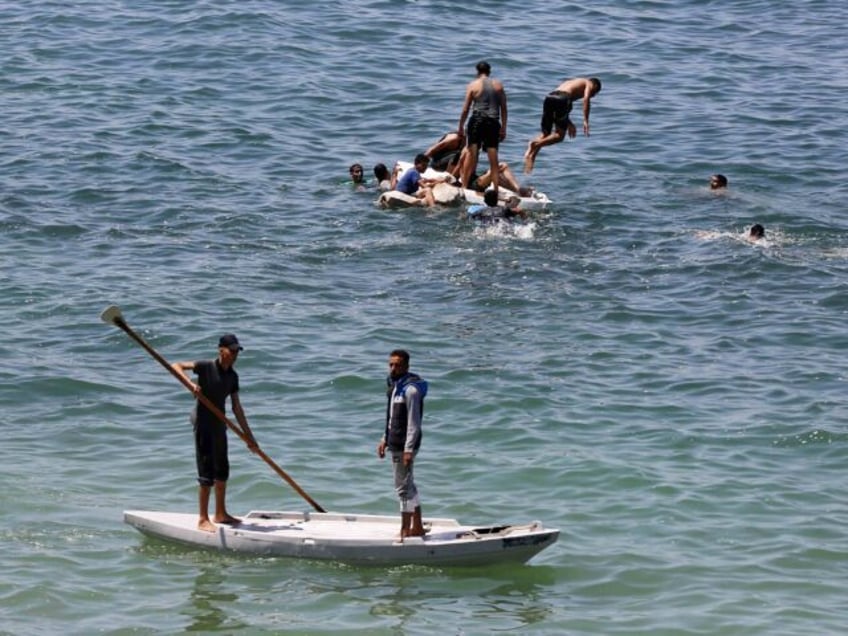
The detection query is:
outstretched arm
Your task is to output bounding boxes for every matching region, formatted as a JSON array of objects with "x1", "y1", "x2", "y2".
[
  {"x1": 230, "y1": 392, "x2": 258, "y2": 452},
  {"x1": 582, "y1": 83, "x2": 593, "y2": 136},
  {"x1": 171, "y1": 361, "x2": 200, "y2": 397}
]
